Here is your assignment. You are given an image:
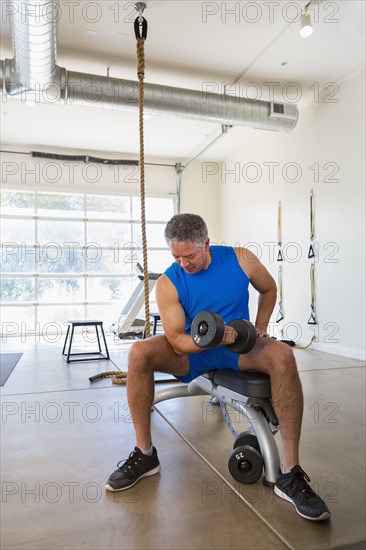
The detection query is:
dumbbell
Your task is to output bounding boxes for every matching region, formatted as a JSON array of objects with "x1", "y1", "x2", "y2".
[{"x1": 191, "y1": 310, "x2": 257, "y2": 354}]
